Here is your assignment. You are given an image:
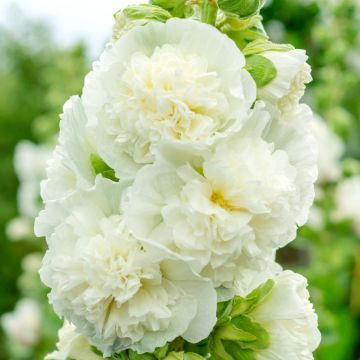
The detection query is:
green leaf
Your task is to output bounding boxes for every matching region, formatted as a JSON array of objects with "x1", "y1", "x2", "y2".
[
  {"x1": 217, "y1": 0, "x2": 264, "y2": 18},
  {"x1": 122, "y1": 4, "x2": 172, "y2": 22},
  {"x1": 243, "y1": 39, "x2": 294, "y2": 56},
  {"x1": 245, "y1": 54, "x2": 277, "y2": 88},
  {"x1": 90, "y1": 153, "x2": 119, "y2": 182}
]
